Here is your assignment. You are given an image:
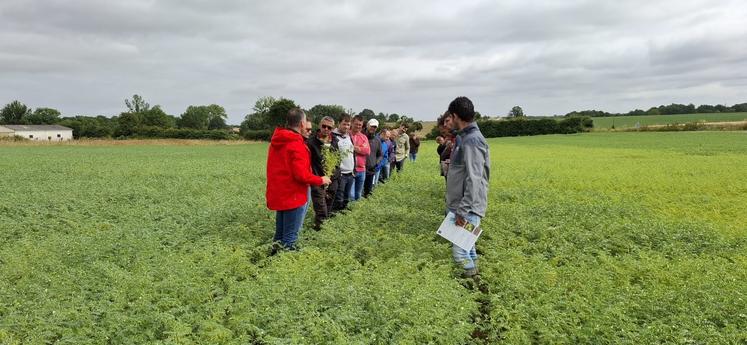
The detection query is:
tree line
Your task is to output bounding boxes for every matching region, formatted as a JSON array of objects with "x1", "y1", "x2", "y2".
[
  {"x1": 0, "y1": 95, "x2": 233, "y2": 139},
  {"x1": 1, "y1": 95, "x2": 425, "y2": 141},
  {"x1": 565, "y1": 102, "x2": 747, "y2": 117},
  {"x1": 239, "y1": 96, "x2": 424, "y2": 141}
]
